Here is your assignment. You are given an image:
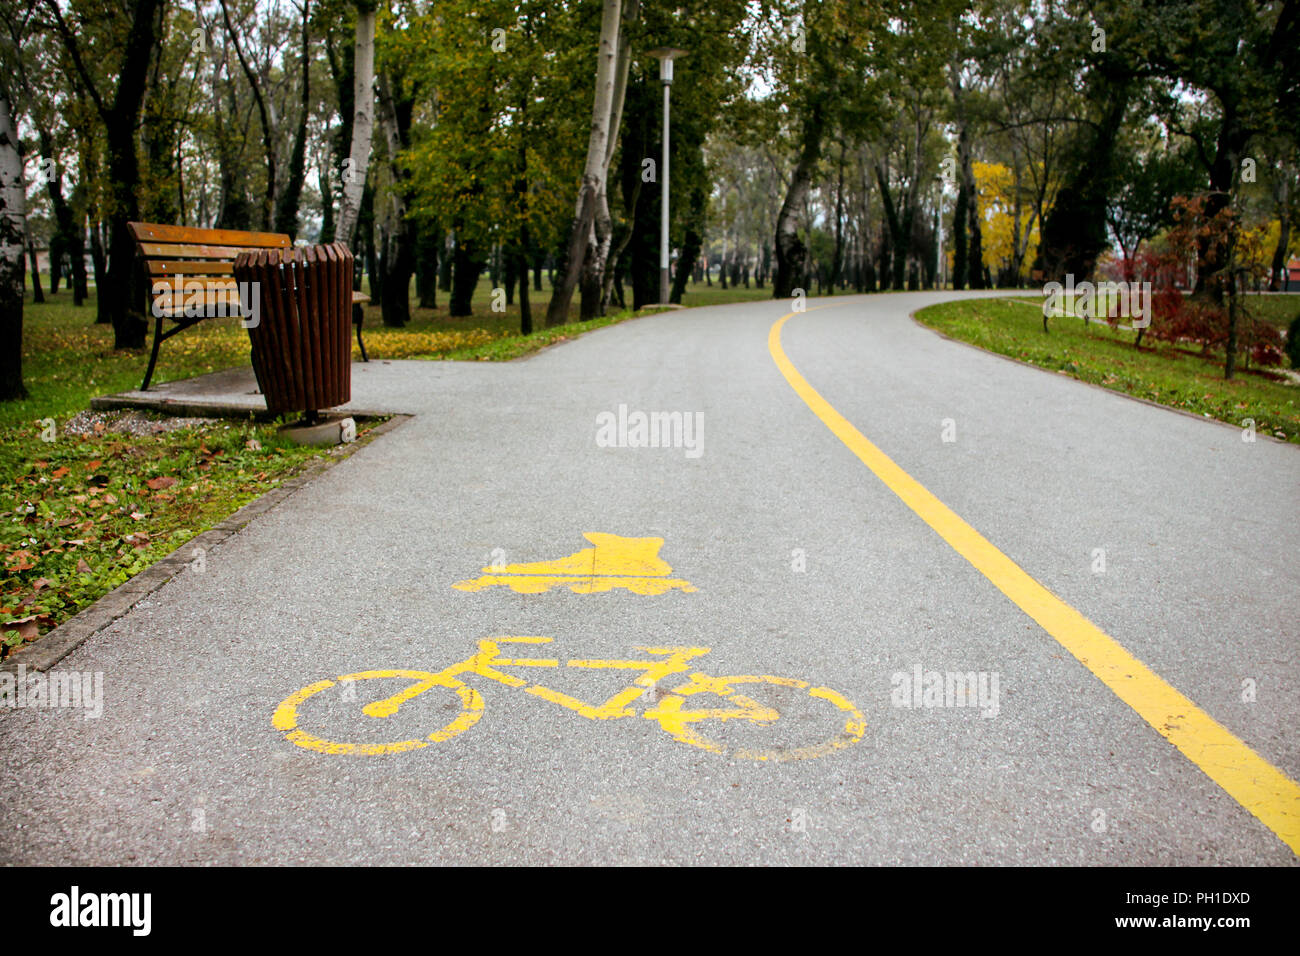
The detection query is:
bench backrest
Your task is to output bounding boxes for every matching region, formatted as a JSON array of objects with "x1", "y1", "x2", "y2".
[{"x1": 128, "y1": 222, "x2": 292, "y2": 318}]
